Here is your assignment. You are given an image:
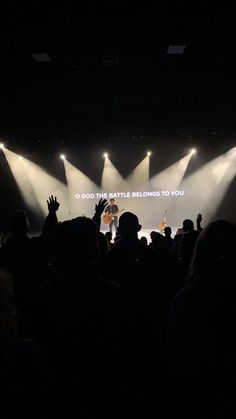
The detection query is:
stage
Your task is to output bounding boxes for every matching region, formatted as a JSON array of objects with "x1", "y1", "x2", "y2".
[{"x1": 101, "y1": 227, "x2": 180, "y2": 244}]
